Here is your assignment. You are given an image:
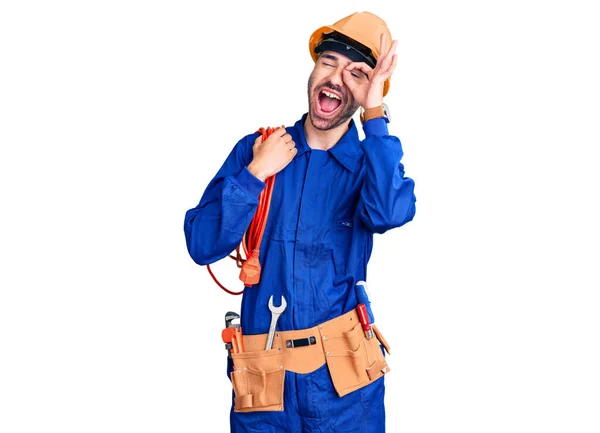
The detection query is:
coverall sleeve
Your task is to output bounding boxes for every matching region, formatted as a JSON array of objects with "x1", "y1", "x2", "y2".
[
  {"x1": 356, "y1": 118, "x2": 417, "y2": 234},
  {"x1": 184, "y1": 134, "x2": 265, "y2": 265}
]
